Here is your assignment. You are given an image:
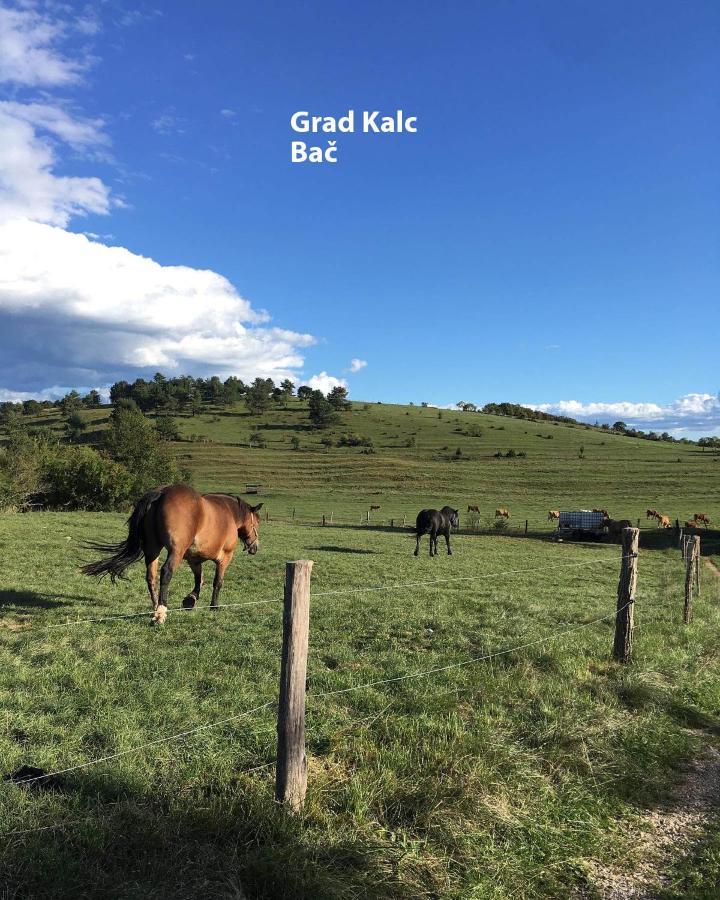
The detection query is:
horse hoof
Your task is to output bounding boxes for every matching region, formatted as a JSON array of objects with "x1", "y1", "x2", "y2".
[
  {"x1": 151, "y1": 607, "x2": 168, "y2": 626},
  {"x1": 182, "y1": 595, "x2": 196, "y2": 609}
]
